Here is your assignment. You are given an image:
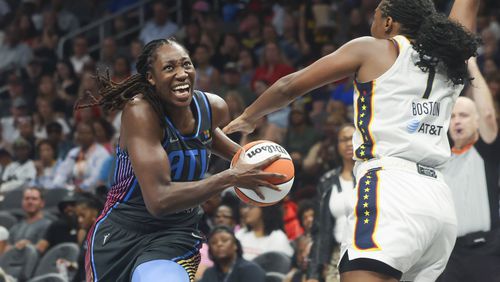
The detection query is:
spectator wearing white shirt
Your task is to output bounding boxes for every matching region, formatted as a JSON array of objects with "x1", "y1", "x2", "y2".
[
  {"x1": 53, "y1": 122, "x2": 110, "y2": 192},
  {"x1": 69, "y1": 36, "x2": 93, "y2": 75},
  {"x1": 139, "y1": 1, "x2": 179, "y2": 44},
  {"x1": 235, "y1": 204, "x2": 294, "y2": 261},
  {"x1": 0, "y1": 138, "x2": 36, "y2": 193},
  {"x1": 0, "y1": 25, "x2": 33, "y2": 73}
]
